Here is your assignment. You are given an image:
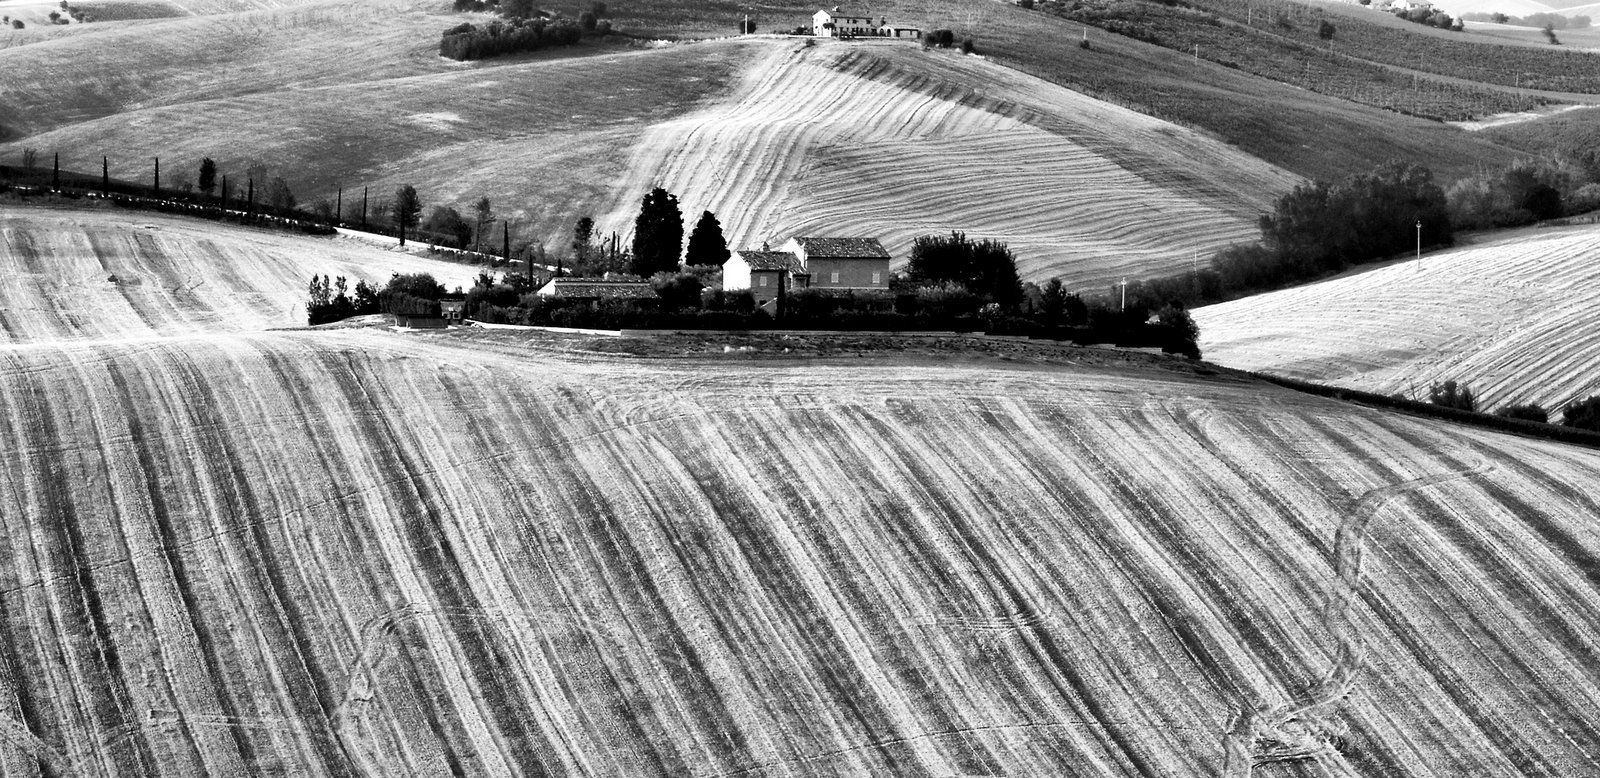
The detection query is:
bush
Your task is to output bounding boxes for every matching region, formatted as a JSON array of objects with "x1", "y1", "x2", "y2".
[
  {"x1": 960, "y1": 37, "x2": 976, "y2": 54},
  {"x1": 12, "y1": 19, "x2": 23, "y2": 28},
  {"x1": 1317, "y1": 19, "x2": 1335, "y2": 39},
  {"x1": 1563, "y1": 395, "x2": 1600, "y2": 431},
  {"x1": 1495, "y1": 403, "x2": 1548, "y2": 424},
  {"x1": 1429, "y1": 380, "x2": 1476, "y2": 412},
  {"x1": 439, "y1": 17, "x2": 584, "y2": 61}
]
